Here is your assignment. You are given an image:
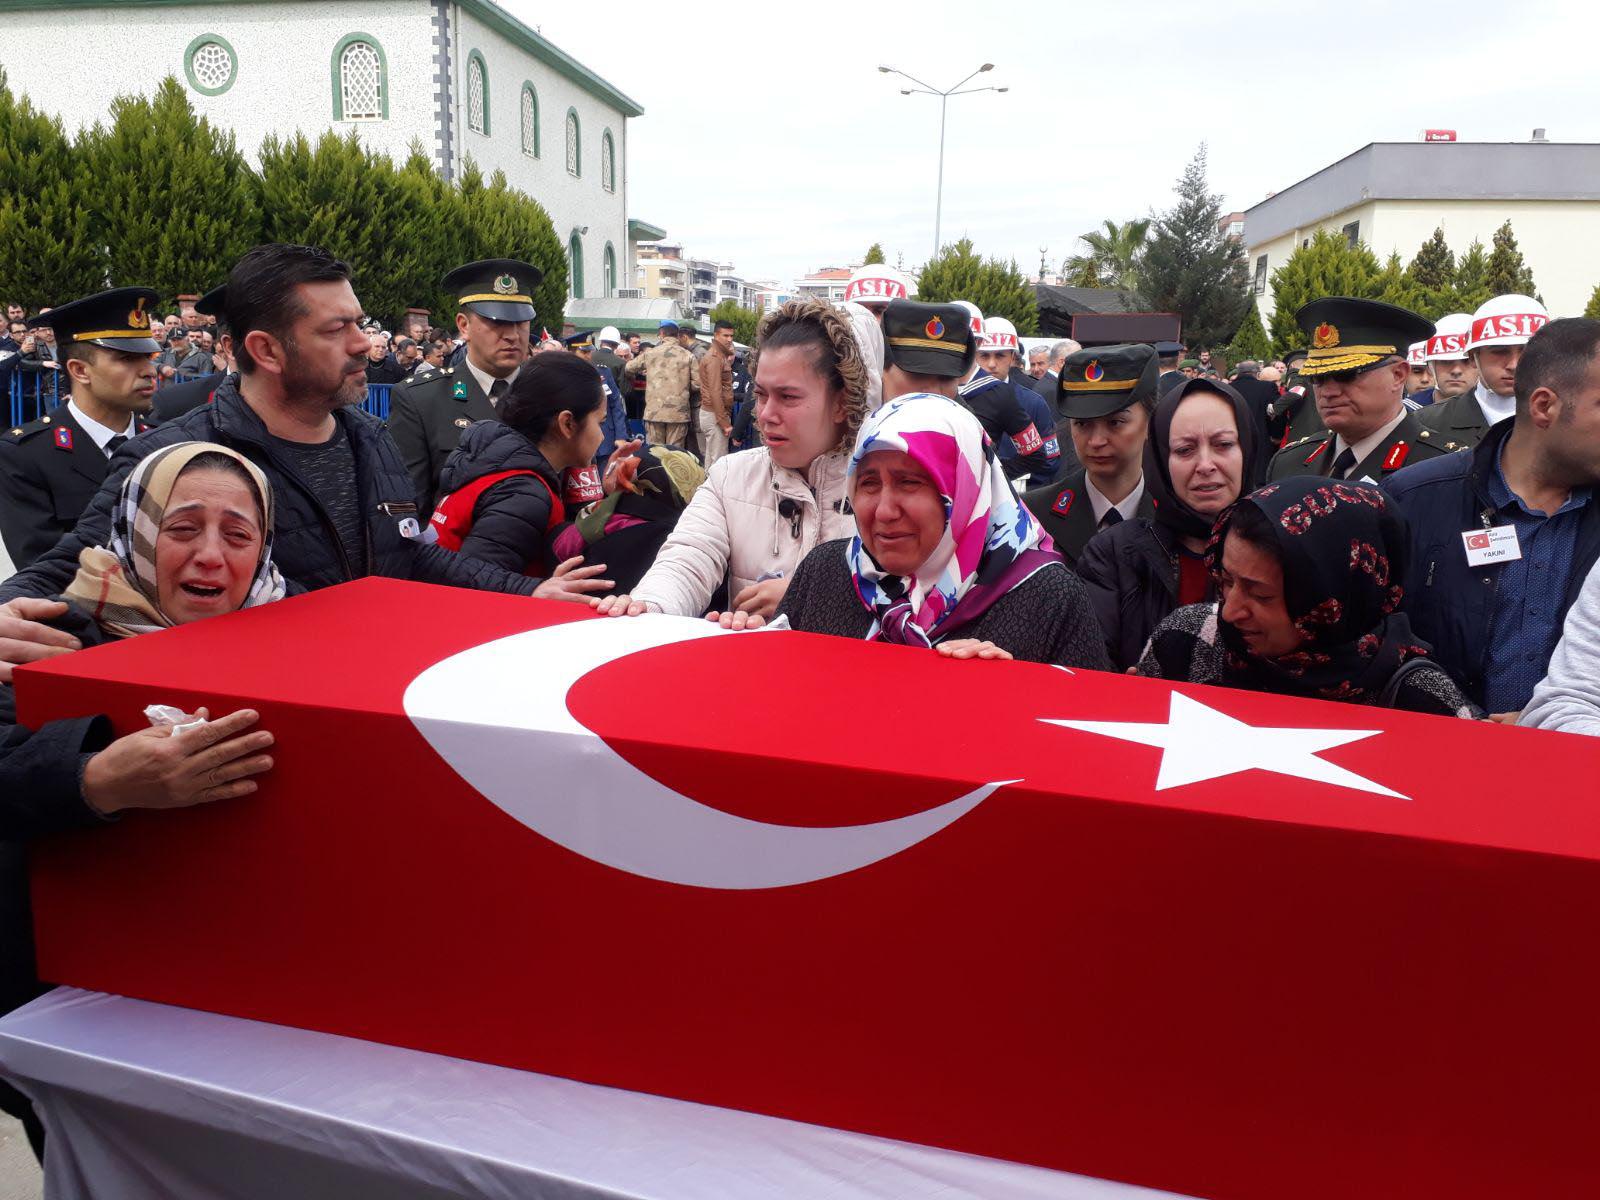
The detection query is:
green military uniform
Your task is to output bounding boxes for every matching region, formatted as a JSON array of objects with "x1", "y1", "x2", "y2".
[
  {"x1": 0, "y1": 287, "x2": 159, "y2": 568},
  {"x1": 387, "y1": 258, "x2": 540, "y2": 513},
  {"x1": 1264, "y1": 298, "x2": 1451, "y2": 484},
  {"x1": 1416, "y1": 388, "x2": 1491, "y2": 450},
  {"x1": 623, "y1": 322, "x2": 696, "y2": 447},
  {"x1": 1022, "y1": 342, "x2": 1159, "y2": 565}
]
